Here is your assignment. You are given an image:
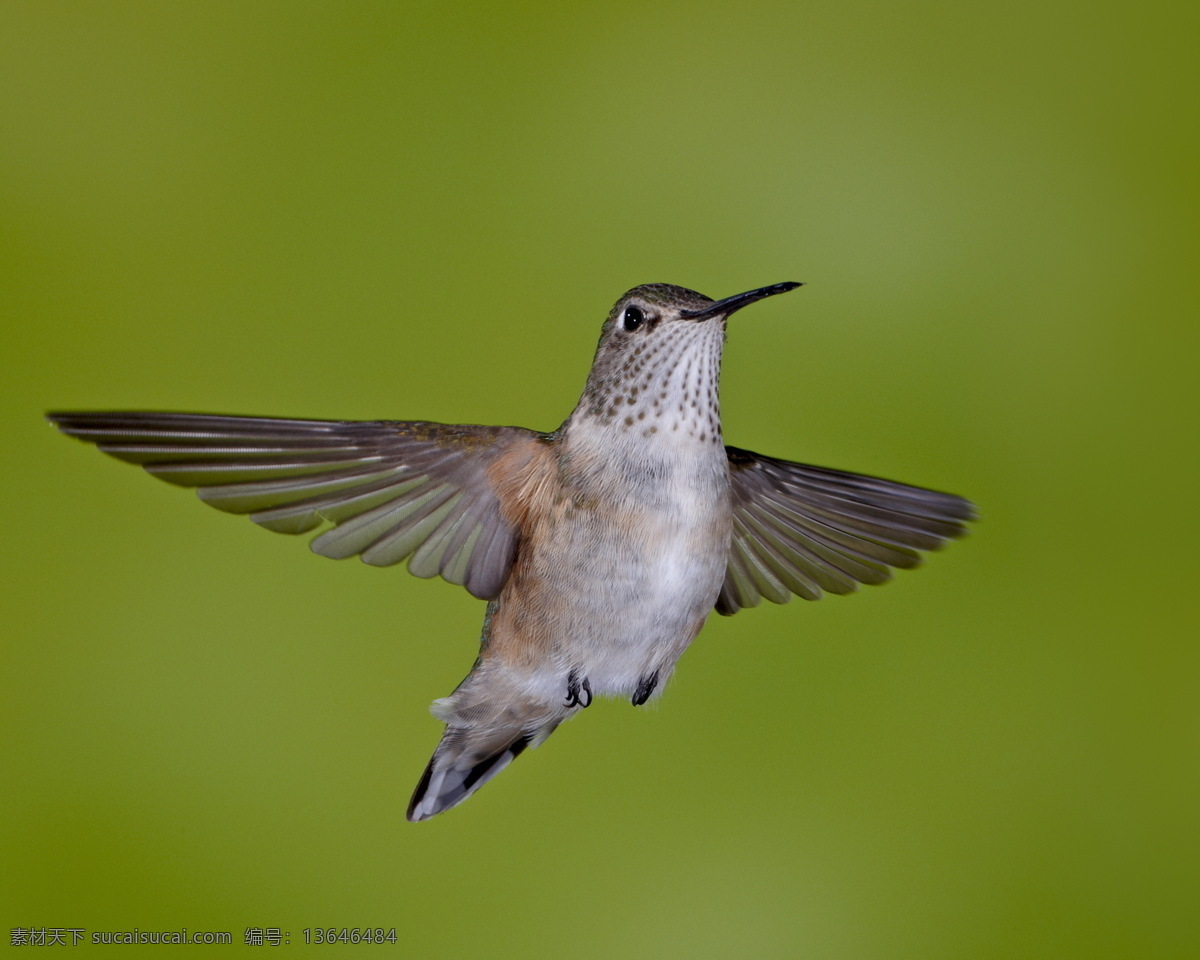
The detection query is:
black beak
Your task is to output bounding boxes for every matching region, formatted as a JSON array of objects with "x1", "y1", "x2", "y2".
[{"x1": 680, "y1": 281, "x2": 803, "y2": 321}]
